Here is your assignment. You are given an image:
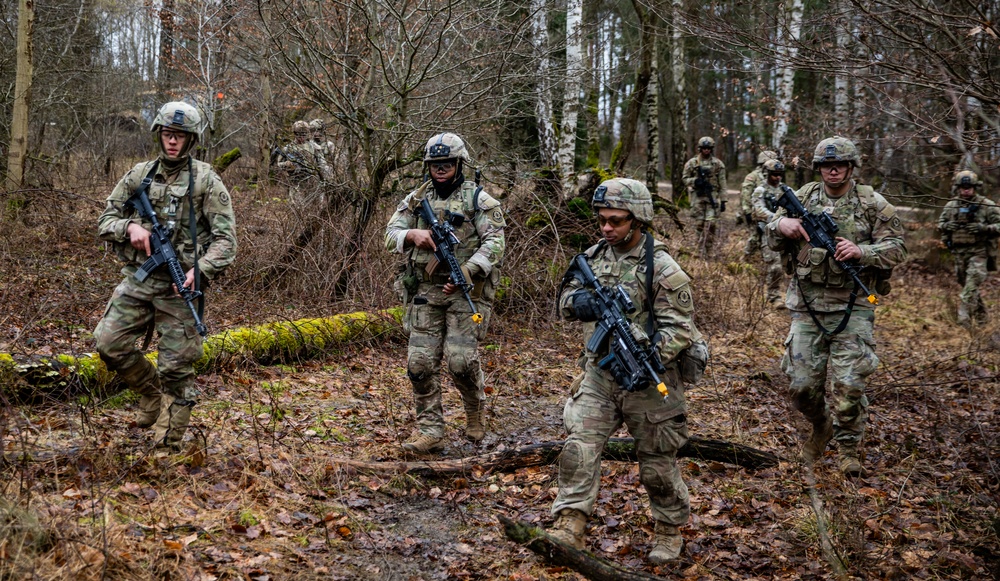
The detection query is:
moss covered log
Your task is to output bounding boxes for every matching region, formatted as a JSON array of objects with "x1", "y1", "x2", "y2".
[{"x1": 0, "y1": 308, "x2": 404, "y2": 399}]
